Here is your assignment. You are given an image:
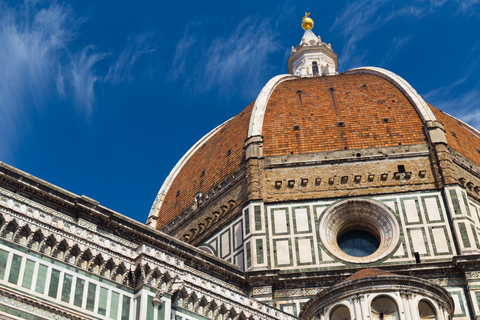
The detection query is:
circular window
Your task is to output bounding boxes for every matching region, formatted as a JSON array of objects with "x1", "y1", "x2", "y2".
[
  {"x1": 338, "y1": 230, "x2": 380, "y2": 257},
  {"x1": 319, "y1": 199, "x2": 400, "y2": 263}
]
